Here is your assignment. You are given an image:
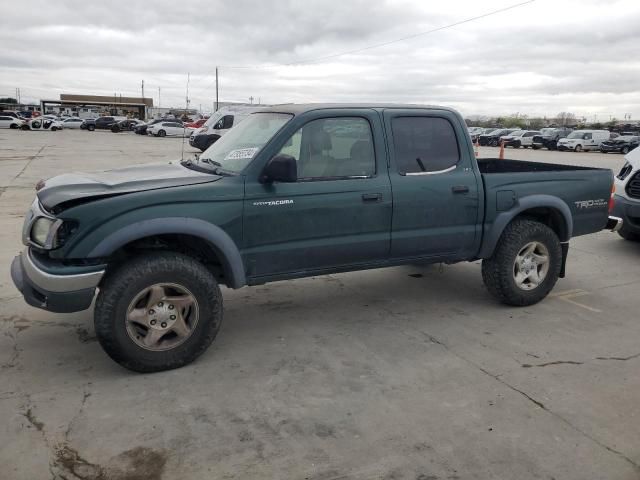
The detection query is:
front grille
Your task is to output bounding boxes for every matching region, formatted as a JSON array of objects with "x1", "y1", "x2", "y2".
[{"x1": 626, "y1": 171, "x2": 640, "y2": 199}]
